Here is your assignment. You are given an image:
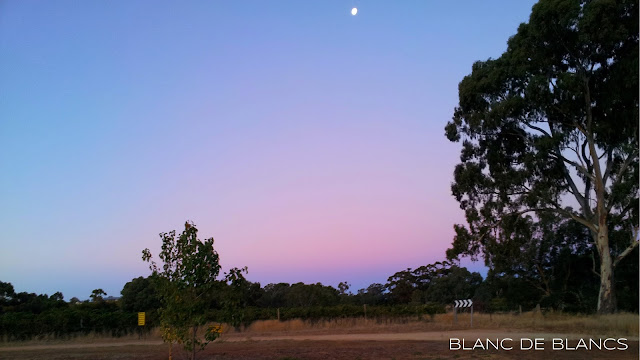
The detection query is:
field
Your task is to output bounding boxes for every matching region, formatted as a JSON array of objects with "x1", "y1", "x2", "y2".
[{"x1": 1, "y1": 312, "x2": 638, "y2": 359}]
